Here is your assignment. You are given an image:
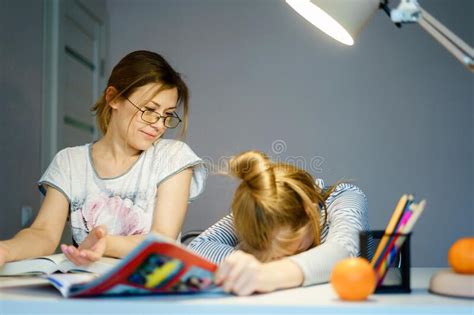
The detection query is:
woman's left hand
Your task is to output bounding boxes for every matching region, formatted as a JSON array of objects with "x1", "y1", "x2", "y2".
[
  {"x1": 0, "y1": 242, "x2": 9, "y2": 267},
  {"x1": 61, "y1": 226, "x2": 108, "y2": 266},
  {"x1": 215, "y1": 250, "x2": 276, "y2": 296}
]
